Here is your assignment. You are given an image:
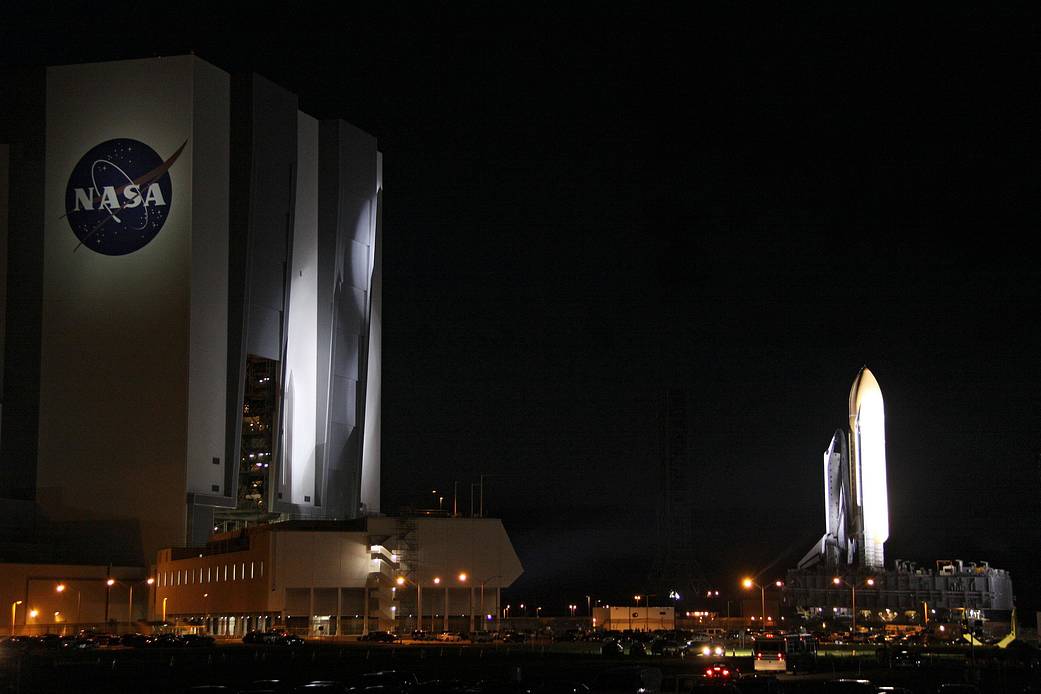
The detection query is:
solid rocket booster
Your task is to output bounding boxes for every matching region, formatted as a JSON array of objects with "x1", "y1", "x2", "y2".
[{"x1": 848, "y1": 366, "x2": 888, "y2": 569}]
